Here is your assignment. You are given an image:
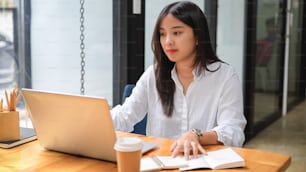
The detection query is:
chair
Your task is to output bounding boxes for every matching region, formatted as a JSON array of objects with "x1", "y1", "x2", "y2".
[{"x1": 122, "y1": 84, "x2": 147, "y2": 135}]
